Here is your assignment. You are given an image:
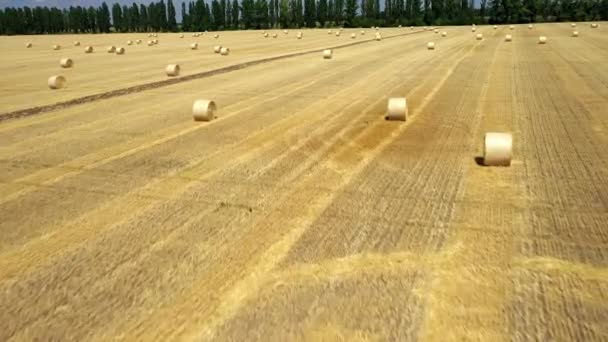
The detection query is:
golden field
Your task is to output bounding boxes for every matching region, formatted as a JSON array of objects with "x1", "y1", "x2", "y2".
[{"x1": 0, "y1": 23, "x2": 607, "y2": 340}]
